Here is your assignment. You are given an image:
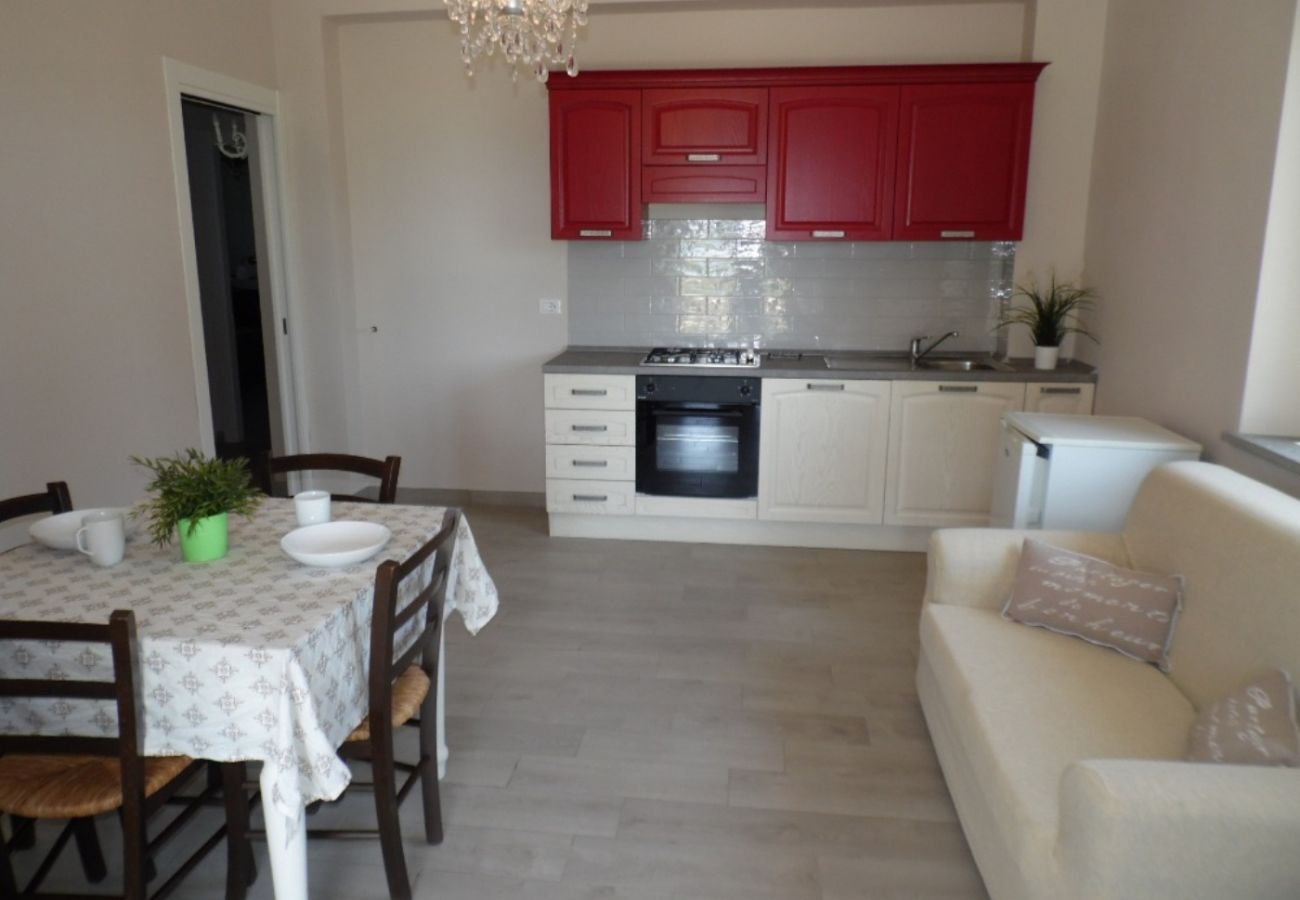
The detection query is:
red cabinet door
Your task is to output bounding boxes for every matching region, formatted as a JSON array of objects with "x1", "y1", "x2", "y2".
[
  {"x1": 643, "y1": 88, "x2": 768, "y2": 165},
  {"x1": 894, "y1": 82, "x2": 1035, "y2": 241},
  {"x1": 766, "y1": 86, "x2": 900, "y2": 241},
  {"x1": 642, "y1": 165, "x2": 766, "y2": 203},
  {"x1": 549, "y1": 90, "x2": 642, "y2": 240}
]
